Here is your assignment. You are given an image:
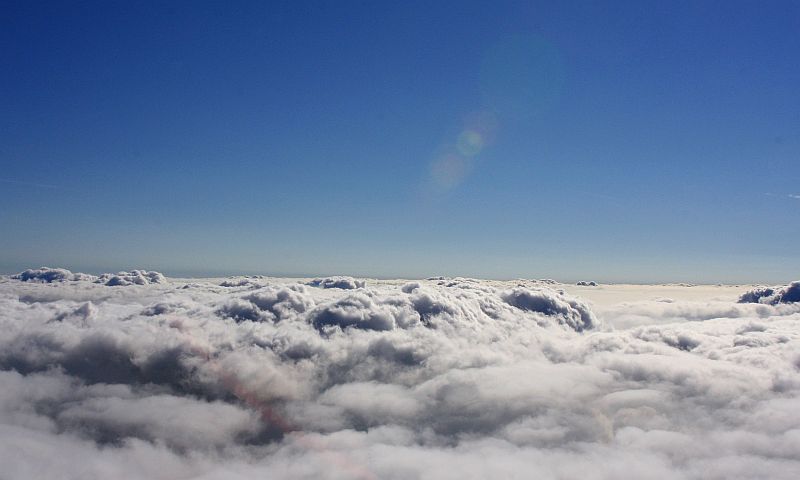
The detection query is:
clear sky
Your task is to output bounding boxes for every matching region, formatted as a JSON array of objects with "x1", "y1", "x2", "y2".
[{"x1": 1, "y1": 0, "x2": 798, "y2": 283}]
